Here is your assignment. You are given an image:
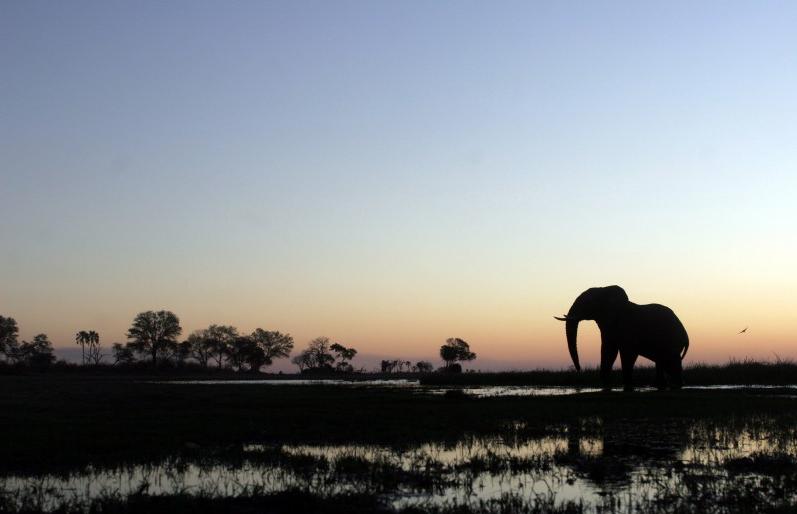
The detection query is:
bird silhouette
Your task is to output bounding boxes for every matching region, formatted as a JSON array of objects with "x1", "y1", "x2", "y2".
[{"x1": 738, "y1": 327, "x2": 748, "y2": 334}]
